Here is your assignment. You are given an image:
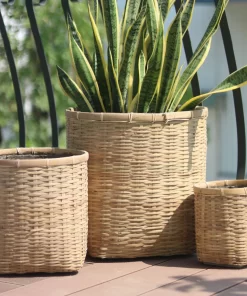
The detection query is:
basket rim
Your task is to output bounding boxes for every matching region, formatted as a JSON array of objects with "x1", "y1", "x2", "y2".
[
  {"x1": 0, "y1": 147, "x2": 89, "y2": 167},
  {"x1": 66, "y1": 106, "x2": 208, "y2": 123},
  {"x1": 194, "y1": 180, "x2": 247, "y2": 195}
]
